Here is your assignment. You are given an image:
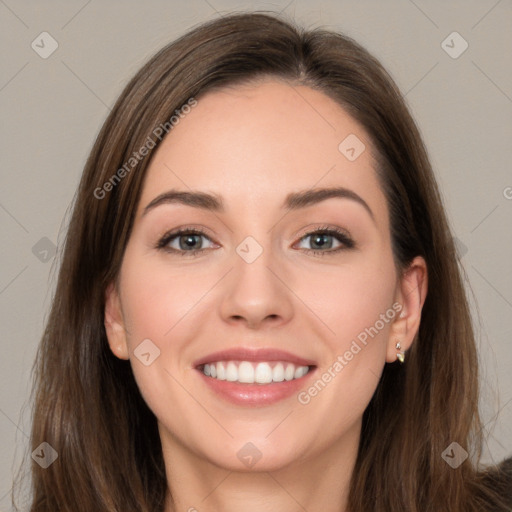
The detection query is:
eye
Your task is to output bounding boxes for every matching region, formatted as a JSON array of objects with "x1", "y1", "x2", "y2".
[
  {"x1": 156, "y1": 227, "x2": 217, "y2": 257},
  {"x1": 156, "y1": 224, "x2": 355, "y2": 258},
  {"x1": 294, "y1": 225, "x2": 355, "y2": 256}
]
